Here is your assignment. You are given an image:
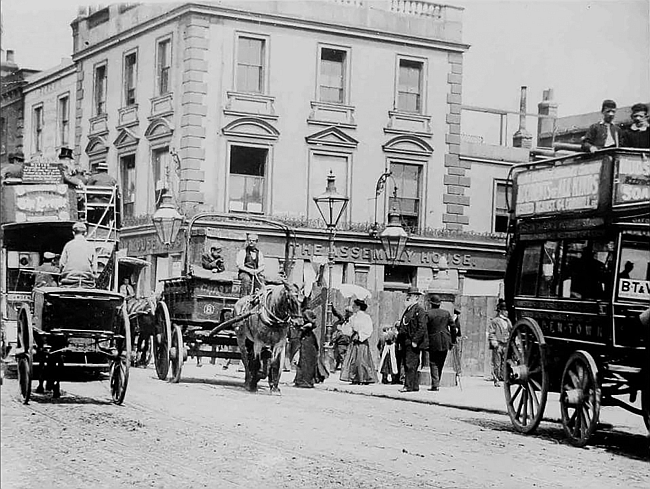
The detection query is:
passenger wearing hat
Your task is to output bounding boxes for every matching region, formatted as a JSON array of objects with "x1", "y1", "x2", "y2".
[
  {"x1": 33, "y1": 252, "x2": 59, "y2": 288},
  {"x1": 58, "y1": 222, "x2": 98, "y2": 288},
  {"x1": 581, "y1": 99, "x2": 621, "y2": 152},
  {"x1": 236, "y1": 233, "x2": 266, "y2": 296},
  {"x1": 396, "y1": 286, "x2": 428, "y2": 392},
  {"x1": 340, "y1": 298, "x2": 378, "y2": 385},
  {"x1": 621, "y1": 103, "x2": 650, "y2": 149},
  {"x1": 488, "y1": 299, "x2": 513, "y2": 387},
  {"x1": 86, "y1": 162, "x2": 117, "y2": 187},
  {"x1": 294, "y1": 309, "x2": 328, "y2": 388},
  {"x1": 57, "y1": 148, "x2": 86, "y2": 189},
  {"x1": 0, "y1": 151, "x2": 25, "y2": 181},
  {"x1": 426, "y1": 294, "x2": 453, "y2": 392},
  {"x1": 201, "y1": 243, "x2": 225, "y2": 273}
]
